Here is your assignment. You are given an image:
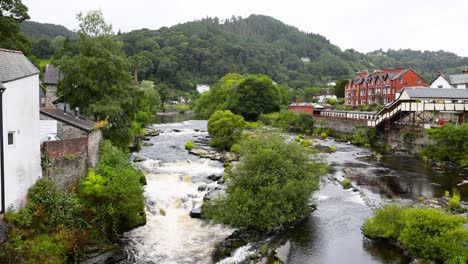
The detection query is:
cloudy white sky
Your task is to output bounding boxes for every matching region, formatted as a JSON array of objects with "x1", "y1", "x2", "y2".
[{"x1": 23, "y1": 0, "x2": 468, "y2": 56}]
